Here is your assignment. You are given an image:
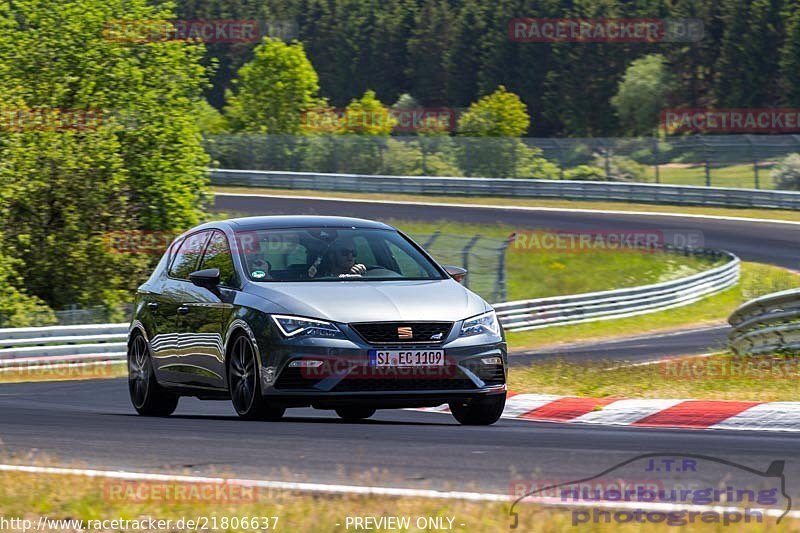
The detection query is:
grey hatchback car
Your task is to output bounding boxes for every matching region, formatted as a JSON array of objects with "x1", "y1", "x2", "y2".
[{"x1": 128, "y1": 216, "x2": 507, "y2": 425}]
